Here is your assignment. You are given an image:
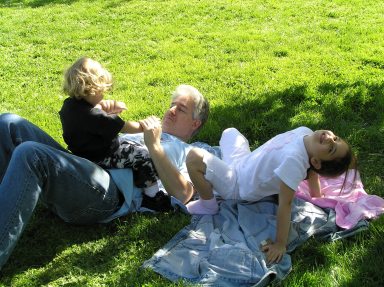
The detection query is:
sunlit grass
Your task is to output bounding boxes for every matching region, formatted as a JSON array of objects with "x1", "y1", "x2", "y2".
[{"x1": 0, "y1": 0, "x2": 383, "y2": 286}]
